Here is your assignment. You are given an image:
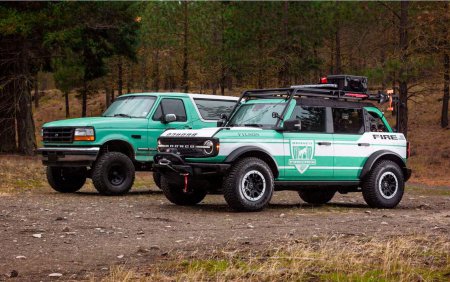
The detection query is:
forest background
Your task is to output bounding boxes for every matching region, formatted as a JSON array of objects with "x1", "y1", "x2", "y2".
[{"x1": 0, "y1": 2, "x2": 449, "y2": 184}]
